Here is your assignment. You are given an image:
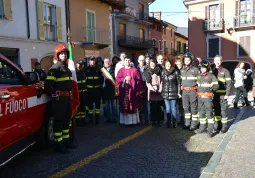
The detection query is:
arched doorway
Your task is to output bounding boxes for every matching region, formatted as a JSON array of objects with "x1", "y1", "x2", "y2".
[{"x1": 40, "y1": 55, "x2": 54, "y2": 72}]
